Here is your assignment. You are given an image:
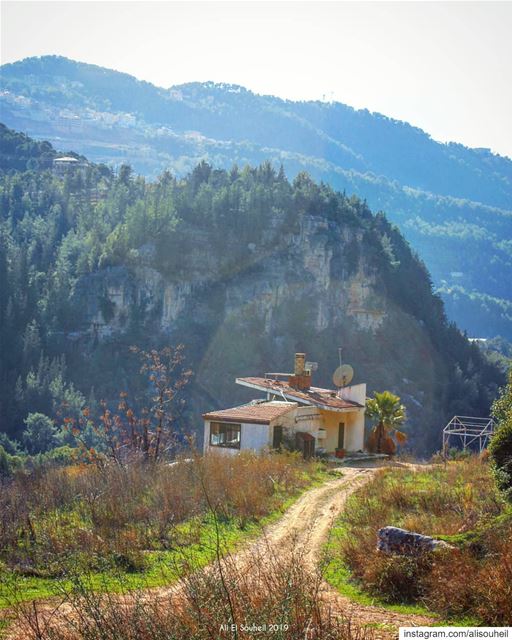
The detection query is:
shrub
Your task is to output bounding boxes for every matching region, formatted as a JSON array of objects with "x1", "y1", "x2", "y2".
[
  {"x1": 0, "y1": 446, "x2": 11, "y2": 477},
  {"x1": 330, "y1": 458, "x2": 511, "y2": 622},
  {"x1": 22, "y1": 413, "x2": 59, "y2": 454},
  {"x1": 490, "y1": 368, "x2": 512, "y2": 500},
  {"x1": 0, "y1": 451, "x2": 320, "y2": 573},
  {"x1": 0, "y1": 432, "x2": 23, "y2": 455},
  {"x1": 364, "y1": 553, "x2": 432, "y2": 603},
  {"x1": 475, "y1": 537, "x2": 512, "y2": 625},
  {"x1": 489, "y1": 416, "x2": 512, "y2": 501},
  {"x1": 44, "y1": 445, "x2": 78, "y2": 465},
  {"x1": 0, "y1": 445, "x2": 22, "y2": 478},
  {"x1": 423, "y1": 550, "x2": 480, "y2": 617},
  {"x1": 422, "y1": 528, "x2": 512, "y2": 625}
]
